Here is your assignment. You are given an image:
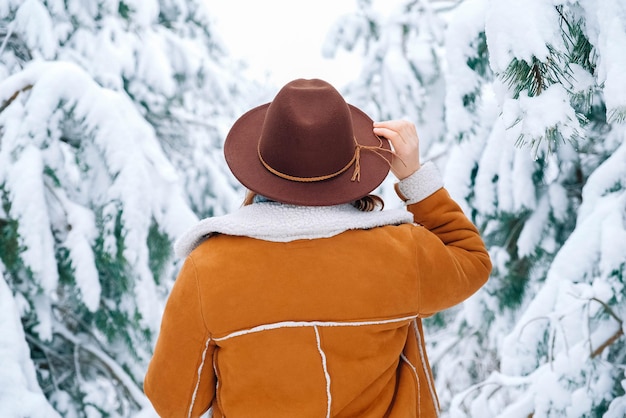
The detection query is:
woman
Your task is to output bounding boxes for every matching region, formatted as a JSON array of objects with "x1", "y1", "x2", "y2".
[{"x1": 144, "y1": 79, "x2": 491, "y2": 417}]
